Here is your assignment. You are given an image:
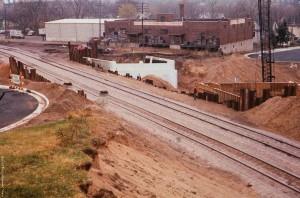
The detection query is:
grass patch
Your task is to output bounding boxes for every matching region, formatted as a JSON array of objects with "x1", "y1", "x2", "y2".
[{"x1": 0, "y1": 114, "x2": 95, "y2": 198}]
